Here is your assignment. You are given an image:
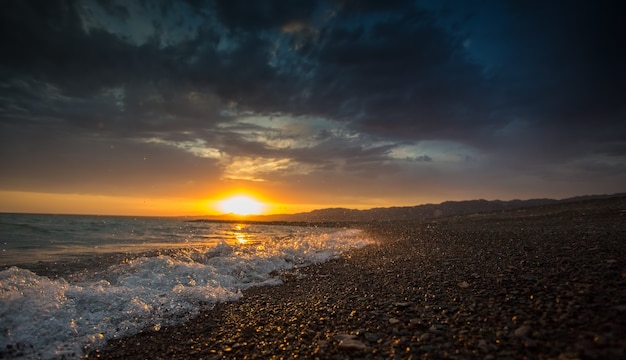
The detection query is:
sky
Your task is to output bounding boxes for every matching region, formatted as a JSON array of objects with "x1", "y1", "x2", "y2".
[{"x1": 1, "y1": 0, "x2": 625, "y2": 216}]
